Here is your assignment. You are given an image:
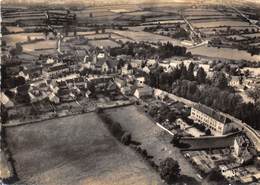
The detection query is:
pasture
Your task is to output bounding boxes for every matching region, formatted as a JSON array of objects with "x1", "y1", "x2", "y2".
[
  {"x1": 88, "y1": 39, "x2": 120, "y2": 48},
  {"x1": 5, "y1": 112, "x2": 163, "y2": 185},
  {"x1": 22, "y1": 40, "x2": 56, "y2": 52}
]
